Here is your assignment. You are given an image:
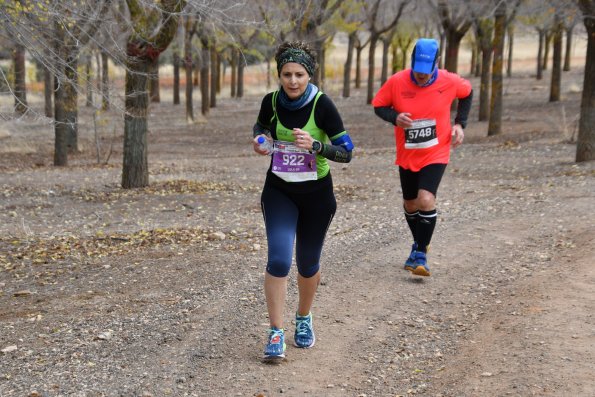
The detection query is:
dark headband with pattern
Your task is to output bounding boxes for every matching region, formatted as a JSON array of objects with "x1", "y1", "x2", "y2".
[{"x1": 276, "y1": 48, "x2": 315, "y2": 76}]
